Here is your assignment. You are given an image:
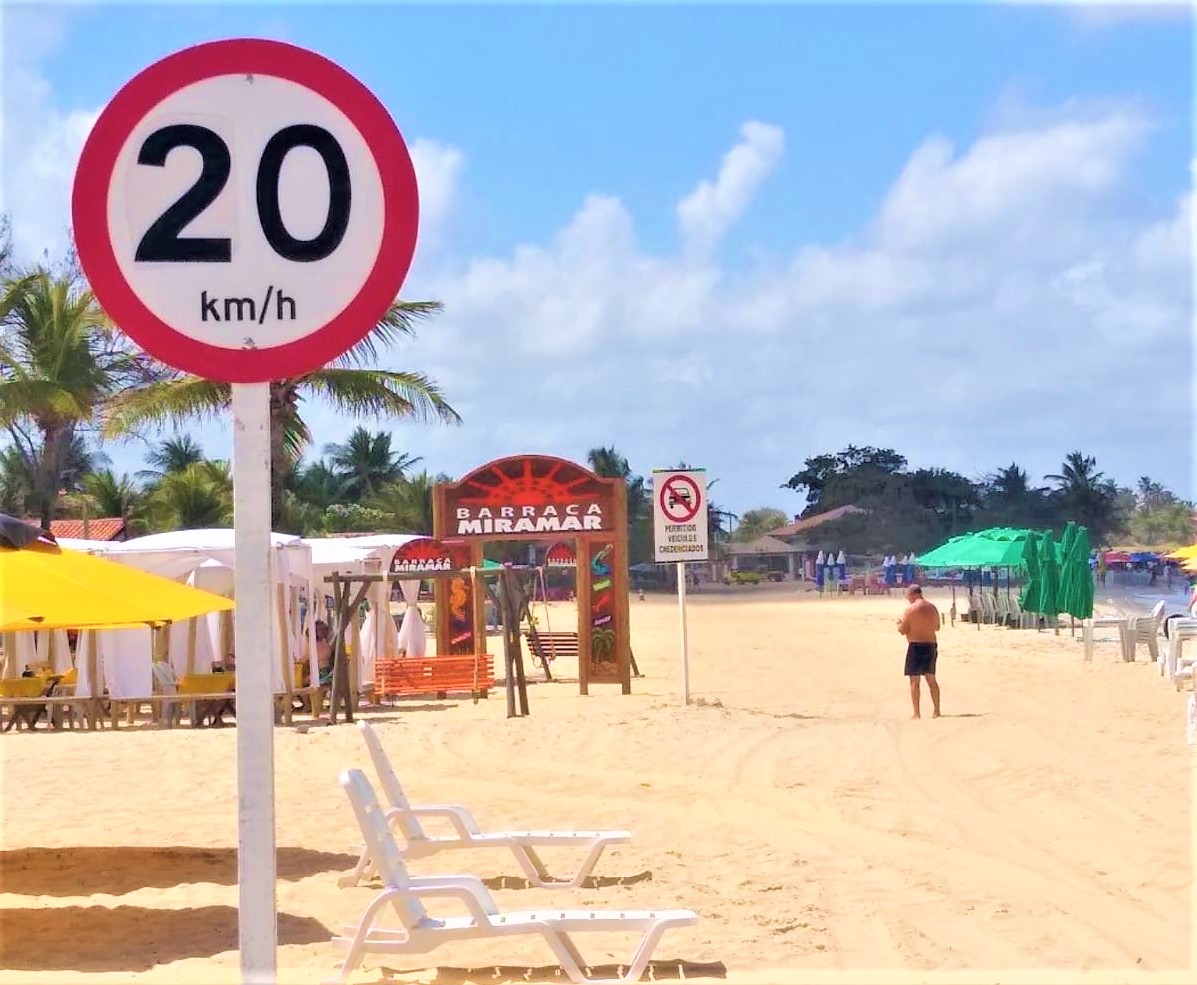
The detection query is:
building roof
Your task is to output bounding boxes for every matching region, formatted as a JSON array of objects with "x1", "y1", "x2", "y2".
[
  {"x1": 48, "y1": 517, "x2": 127, "y2": 542},
  {"x1": 773, "y1": 504, "x2": 867, "y2": 538},
  {"x1": 725, "y1": 534, "x2": 804, "y2": 556}
]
